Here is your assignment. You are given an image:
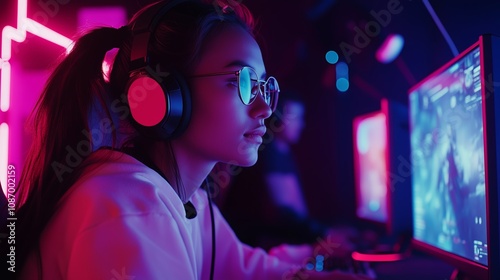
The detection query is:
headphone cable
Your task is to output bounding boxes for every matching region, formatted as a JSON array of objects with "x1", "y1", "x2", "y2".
[
  {"x1": 120, "y1": 147, "x2": 216, "y2": 279},
  {"x1": 205, "y1": 178, "x2": 216, "y2": 280}
]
